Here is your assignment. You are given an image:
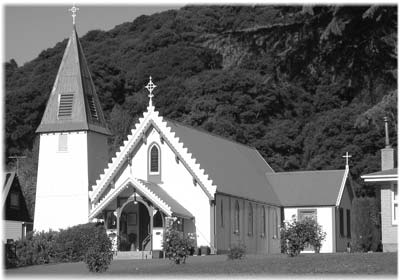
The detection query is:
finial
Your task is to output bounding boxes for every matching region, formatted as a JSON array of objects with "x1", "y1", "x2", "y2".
[
  {"x1": 145, "y1": 76, "x2": 157, "y2": 108},
  {"x1": 342, "y1": 152, "x2": 352, "y2": 169},
  {"x1": 384, "y1": 116, "x2": 391, "y2": 148},
  {"x1": 69, "y1": 4, "x2": 79, "y2": 25}
]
